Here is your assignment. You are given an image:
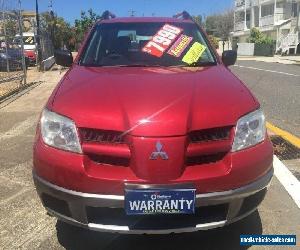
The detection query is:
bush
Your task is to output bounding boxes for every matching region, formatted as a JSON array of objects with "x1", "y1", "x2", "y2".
[
  {"x1": 247, "y1": 28, "x2": 274, "y2": 45},
  {"x1": 208, "y1": 35, "x2": 219, "y2": 49}
]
